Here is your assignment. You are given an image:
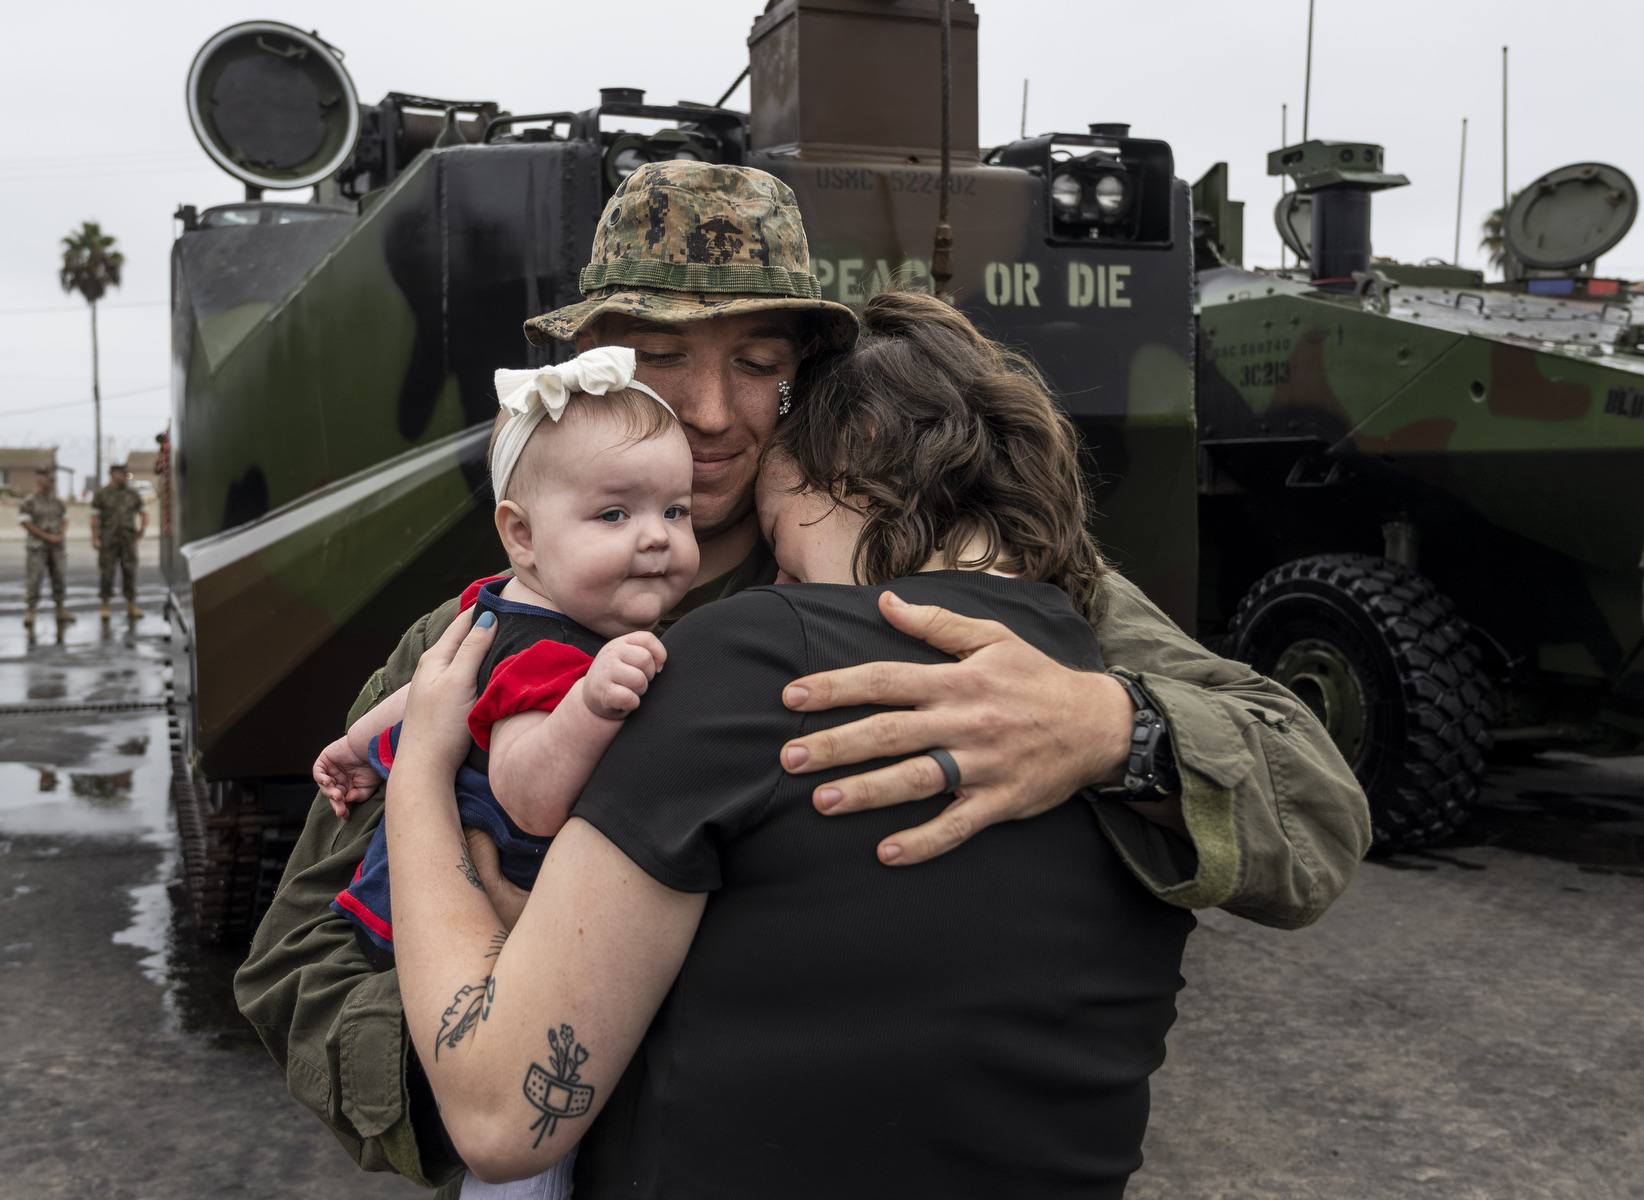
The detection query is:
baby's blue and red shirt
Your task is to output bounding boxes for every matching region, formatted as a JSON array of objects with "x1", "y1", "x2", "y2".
[{"x1": 331, "y1": 576, "x2": 607, "y2": 958}]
